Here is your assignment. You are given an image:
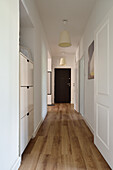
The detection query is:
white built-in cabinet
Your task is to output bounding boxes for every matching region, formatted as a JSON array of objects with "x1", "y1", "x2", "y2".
[{"x1": 20, "y1": 52, "x2": 34, "y2": 155}]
